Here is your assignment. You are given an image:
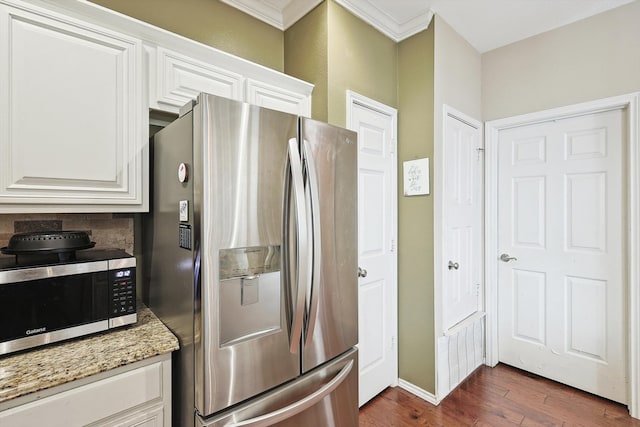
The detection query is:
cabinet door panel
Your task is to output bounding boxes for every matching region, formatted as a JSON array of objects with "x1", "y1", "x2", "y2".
[
  {"x1": 246, "y1": 78, "x2": 311, "y2": 116},
  {"x1": 0, "y1": 4, "x2": 146, "y2": 211},
  {"x1": 151, "y1": 47, "x2": 244, "y2": 113}
]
